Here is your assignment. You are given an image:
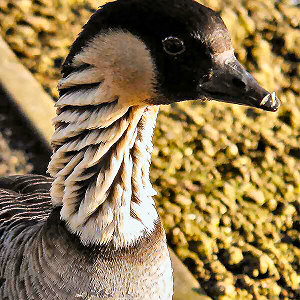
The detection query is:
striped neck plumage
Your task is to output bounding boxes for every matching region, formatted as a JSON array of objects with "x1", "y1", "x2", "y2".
[{"x1": 48, "y1": 30, "x2": 160, "y2": 247}]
